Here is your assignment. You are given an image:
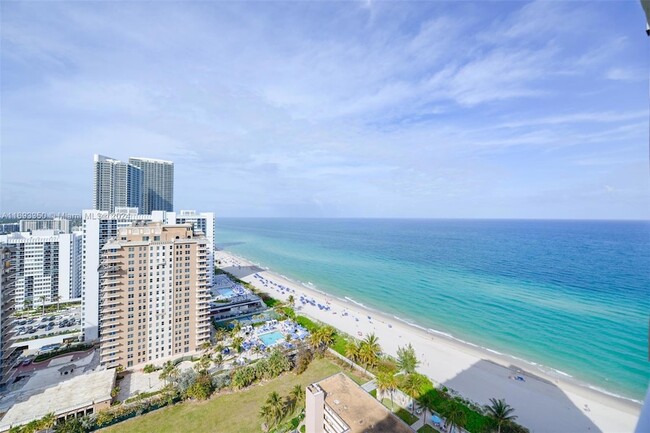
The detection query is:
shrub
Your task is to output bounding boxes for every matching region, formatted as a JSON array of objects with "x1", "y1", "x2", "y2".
[
  {"x1": 143, "y1": 364, "x2": 157, "y2": 373},
  {"x1": 294, "y1": 348, "x2": 313, "y2": 375},
  {"x1": 33, "y1": 343, "x2": 93, "y2": 363},
  {"x1": 172, "y1": 369, "x2": 198, "y2": 394},
  {"x1": 212, "y1": 372, "x2": 231, "y2": 391},
  {"x1": 185, "y1": 373, "x2": 214, "y2": 400}
]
